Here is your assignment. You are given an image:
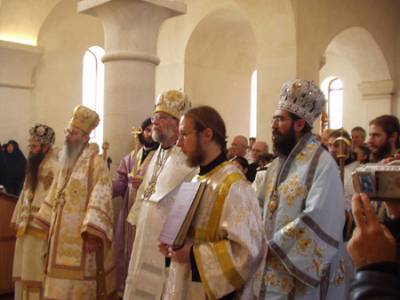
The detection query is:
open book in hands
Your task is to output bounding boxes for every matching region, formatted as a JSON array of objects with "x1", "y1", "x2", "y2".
[{"x1": 159, "y1": 181, "x2": 207, "y2": 248}]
